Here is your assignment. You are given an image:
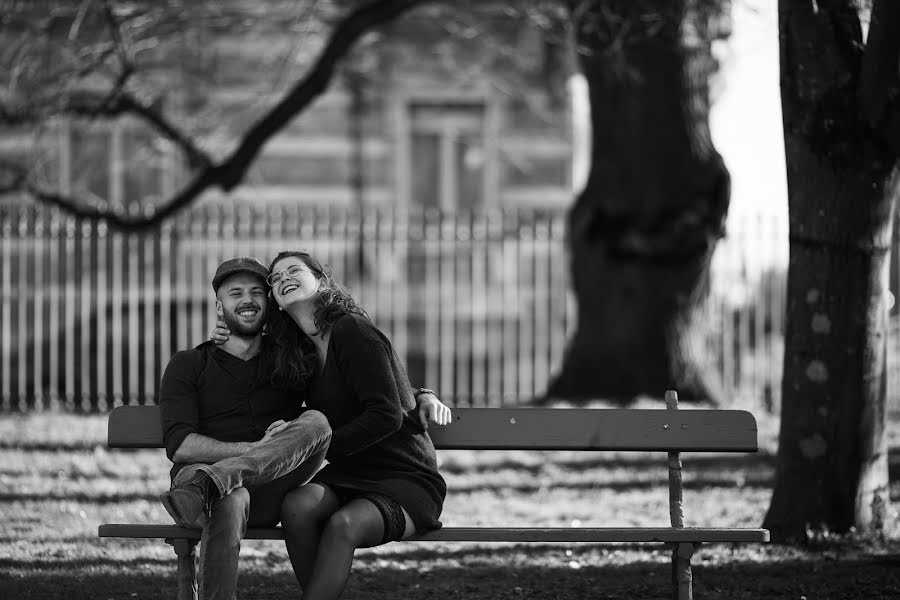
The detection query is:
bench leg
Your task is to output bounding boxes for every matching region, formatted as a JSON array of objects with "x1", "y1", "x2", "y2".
[
  {"x1": 671, "y1": 542, "x2": 696, "y2": 600},
  {"x1": 166, "y1": 537, "x2": 199, "y2": 600}
]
